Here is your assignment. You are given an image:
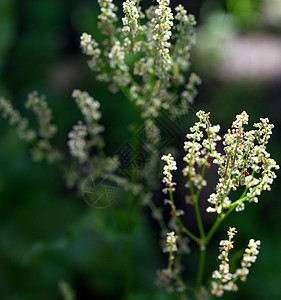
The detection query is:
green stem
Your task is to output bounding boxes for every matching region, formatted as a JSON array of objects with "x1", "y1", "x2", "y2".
[
  {"x1": 123, "y1": 104, "x2": 142, "y2": 296},
  {"x1": 196, "y1": 247, "x2": 206, "y2": 290},
  {"x1": 147, "y1": 199, "x2": 166, "y2": 232},
  {"x1": 205, "y1": 215, "x2": 224, "y2": 244},
  {"x1": 205, "y1": 185, "x2": 261, "y2": 245},
  {"x1": 194, "y1": 202, "x2": 205, "y2": 239},
  {"x1": 169, "y1": 187, "x2": 201, "y2": 243},
  {"x1": 193, "y1": 156, "x2": 209, "y2": 240},
  {"x1": 124, "y1": 234, "x2": 133, "y2": 295},
  {"x1": 206, "y1": 203, "x2": 238, "y2": 244},
  {"x1": 95, "y1": 142, "x2": 106, "y2": 159}
]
